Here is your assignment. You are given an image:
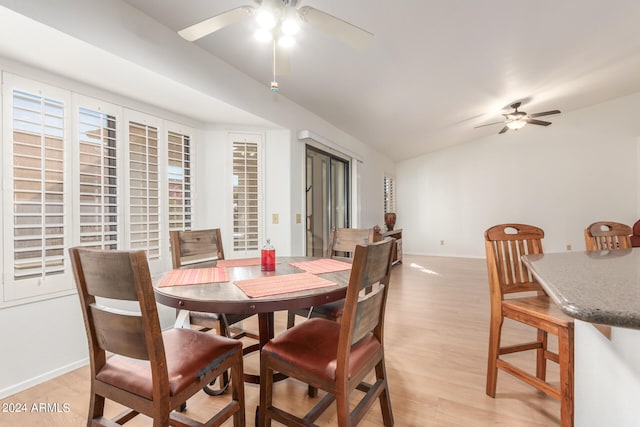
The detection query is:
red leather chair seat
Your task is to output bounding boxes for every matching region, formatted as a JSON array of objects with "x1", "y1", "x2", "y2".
[
  {"x1": 262, "y1": 318, "x2": 381, "y2": 381},
  {"x1": 96, "y1": 328, "x2": 241, "y2": 399}
]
